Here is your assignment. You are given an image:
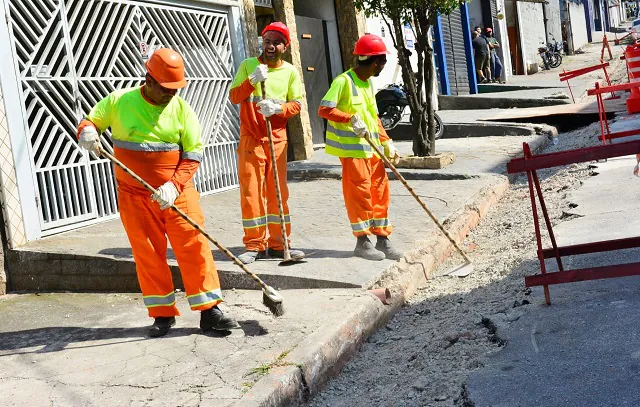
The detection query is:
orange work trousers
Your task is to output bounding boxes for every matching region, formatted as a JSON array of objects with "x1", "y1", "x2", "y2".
[
  {"x1": 118, "y1": 185, "x2": 222, "y2": 318},
  {"x1": 237, "y1": 135, "x2": 291, "y2": 251},
  {"x1": 340, "y1": 155, "x2": 392, "y2": 237}
]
